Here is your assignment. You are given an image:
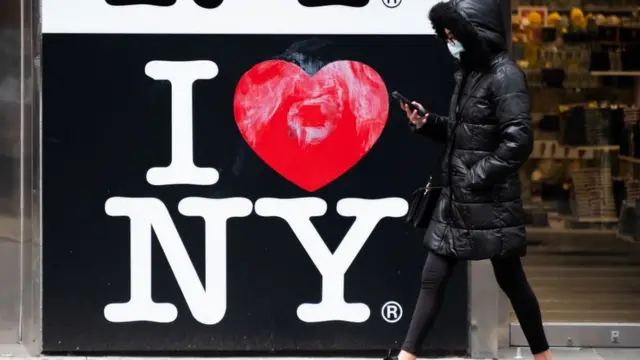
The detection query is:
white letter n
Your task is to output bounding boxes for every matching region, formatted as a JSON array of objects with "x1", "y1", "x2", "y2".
[
  {"x1": 255, "y1": 197, "x2": 407, "y2": 323},
  {"x1": 145, "y1": 60, "x2": 219, "y2": 186},
  {"x1": 103, "y1": 196, "x2": 252, "y2": 325}
]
